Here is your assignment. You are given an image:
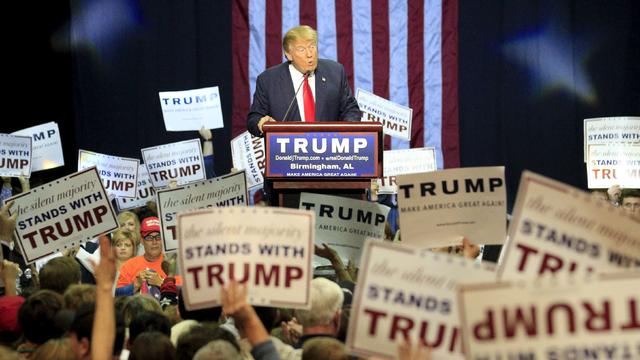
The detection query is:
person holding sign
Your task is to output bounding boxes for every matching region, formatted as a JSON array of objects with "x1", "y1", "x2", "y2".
[
  {"x1": 247, "y1": 25, "x2": 362, "y2": 137},
  {"x1": 116, "y1": 217, "x2": 182, "y2": 295}
]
